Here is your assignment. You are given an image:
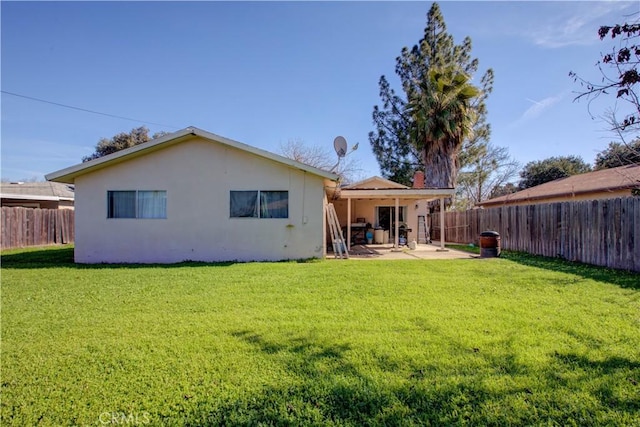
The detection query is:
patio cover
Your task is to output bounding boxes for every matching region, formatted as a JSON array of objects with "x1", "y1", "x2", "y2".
[{"x1": 329, "y1": 176, "x2": 455, "y2": 250}]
